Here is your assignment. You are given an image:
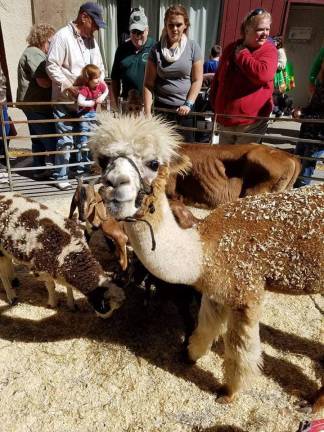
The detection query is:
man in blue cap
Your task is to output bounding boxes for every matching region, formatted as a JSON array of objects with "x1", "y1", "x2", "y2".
[{"x1": 46, "y1": 2, "x2": 106, "y2": 190}]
